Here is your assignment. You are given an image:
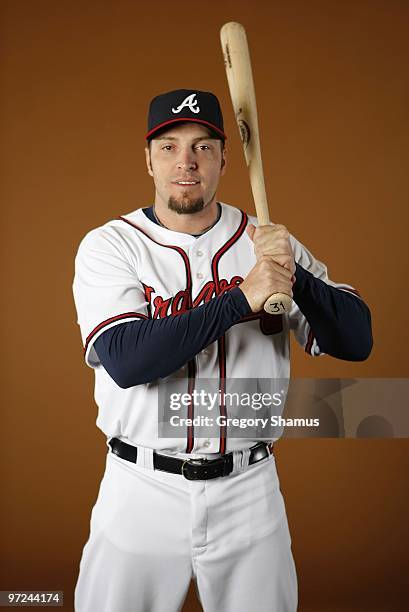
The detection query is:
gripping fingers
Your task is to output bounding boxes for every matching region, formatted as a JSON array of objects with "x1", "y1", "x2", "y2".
[
  {"x1": 260, "y1": 256, "x2": 293, "y2": 279},
  {"x1": 261, "y1": 258, "x2": 293, "y2": 297}
]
